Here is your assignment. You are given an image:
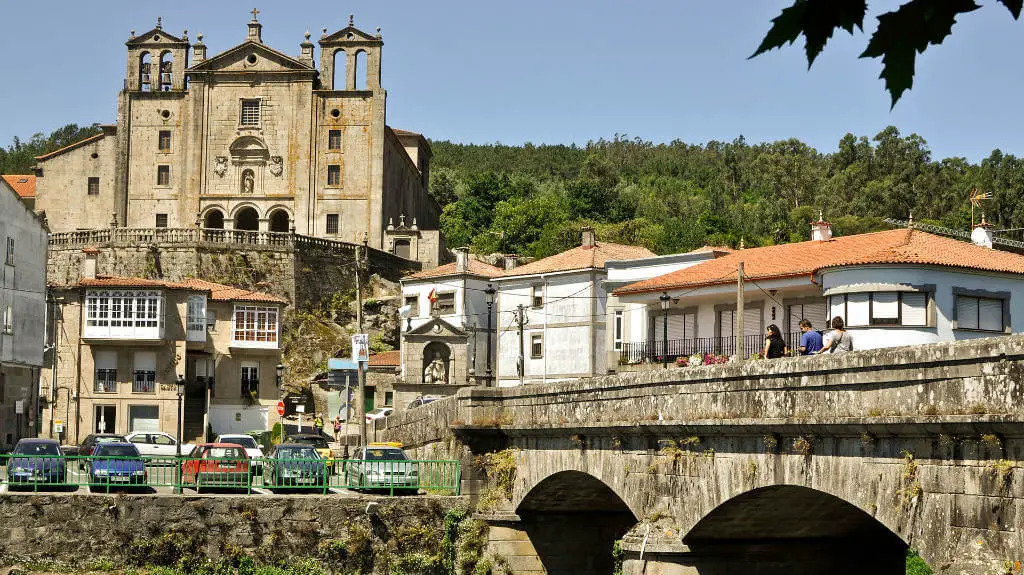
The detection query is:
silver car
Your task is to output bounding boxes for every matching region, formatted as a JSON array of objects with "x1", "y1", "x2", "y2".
[{"x1": 344, "y1": 445, "x2": 418, "y2": 493}]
